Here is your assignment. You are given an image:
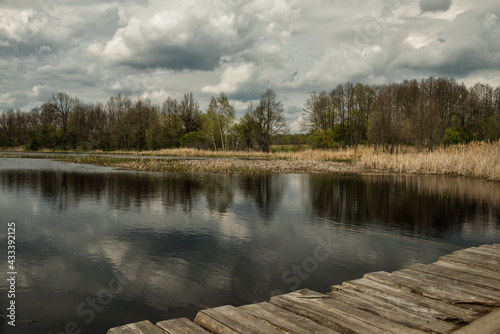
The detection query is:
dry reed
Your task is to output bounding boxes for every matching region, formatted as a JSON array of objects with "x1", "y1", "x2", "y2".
[
  {"x1": 359, "y1": 141, "x2": 500, "y2": 180},
  {"x1": 3, "y1": 141, "x2": 499, "y2": 180}
]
